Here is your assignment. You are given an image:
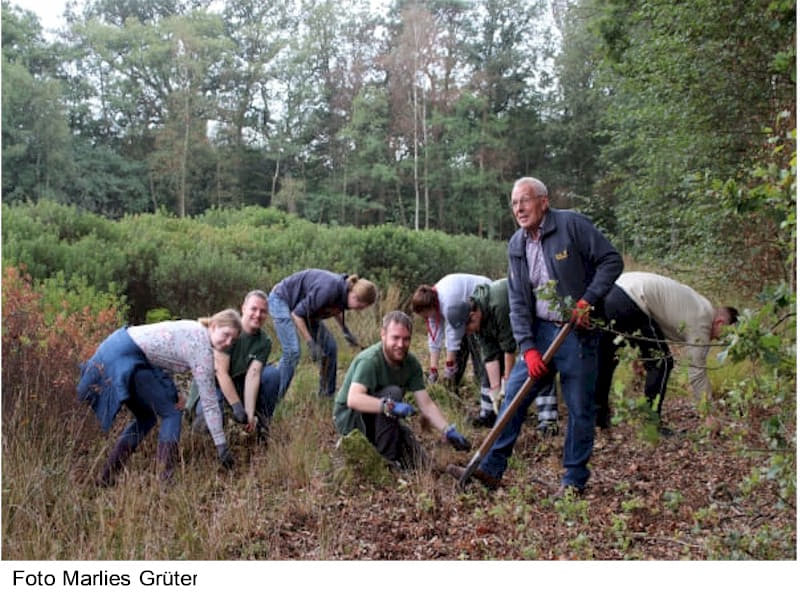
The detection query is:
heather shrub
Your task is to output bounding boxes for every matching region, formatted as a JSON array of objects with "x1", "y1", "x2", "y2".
[{"x1": 1, "y1": 265, "x2": 123, "y2": 425}]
